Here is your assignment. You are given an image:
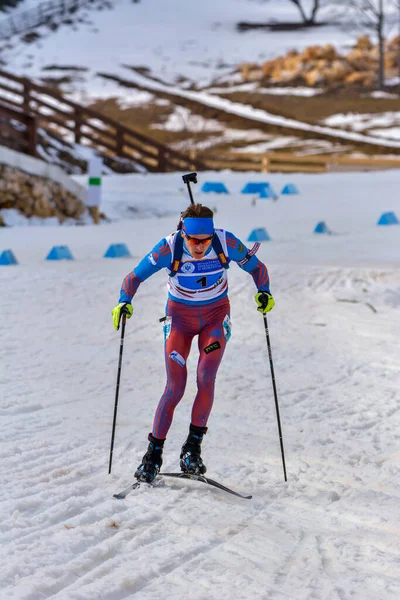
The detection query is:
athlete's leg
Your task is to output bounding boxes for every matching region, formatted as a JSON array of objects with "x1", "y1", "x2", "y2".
[
  {"x1": 191, "y1": 300, "x2": 230, "y2": 428},
  {"x1": 152, "y1": 302, "x2": 198, "y2": 438}
]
